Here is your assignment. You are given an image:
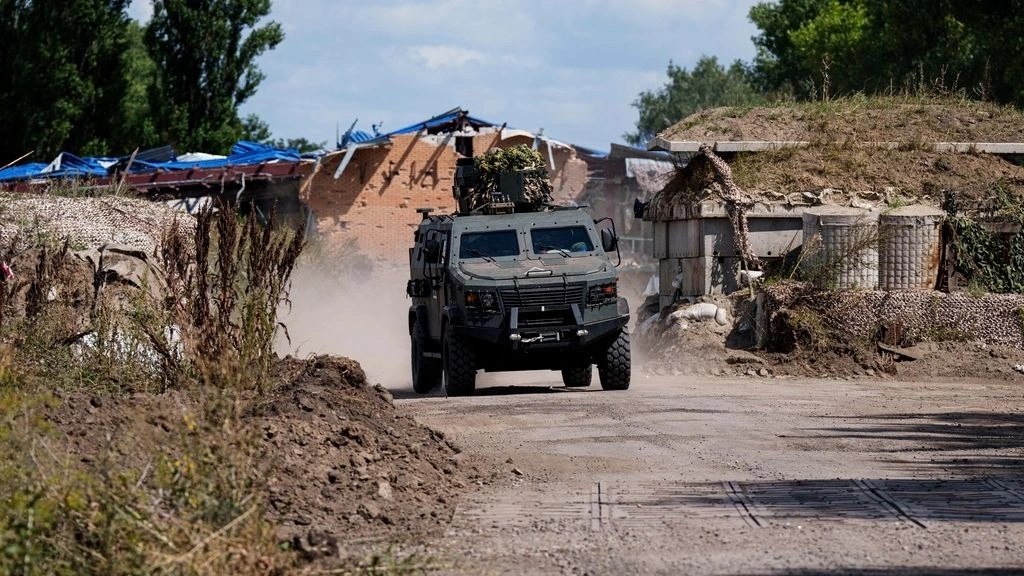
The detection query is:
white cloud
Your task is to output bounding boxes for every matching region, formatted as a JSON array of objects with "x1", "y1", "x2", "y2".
[
  {"x1": 240, "y1": 0, "x2": 762, "y2": 150},
  {"x1": 407, "y1": 45, "x2": 486, "y2": 69}
]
